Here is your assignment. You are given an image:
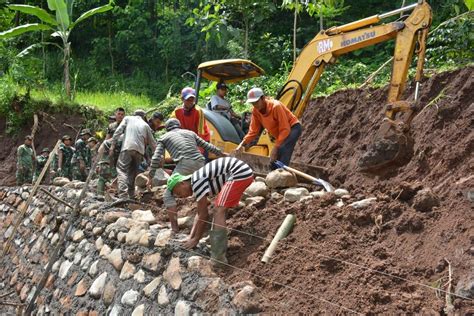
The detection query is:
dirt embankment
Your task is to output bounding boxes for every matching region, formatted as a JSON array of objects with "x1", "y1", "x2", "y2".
[
  {"x1": 223, "y1": 67, "x2": 473, "y2": 313},
  {"x1": 0, "y1": 112, "x2": 87, "y2": 186}
]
